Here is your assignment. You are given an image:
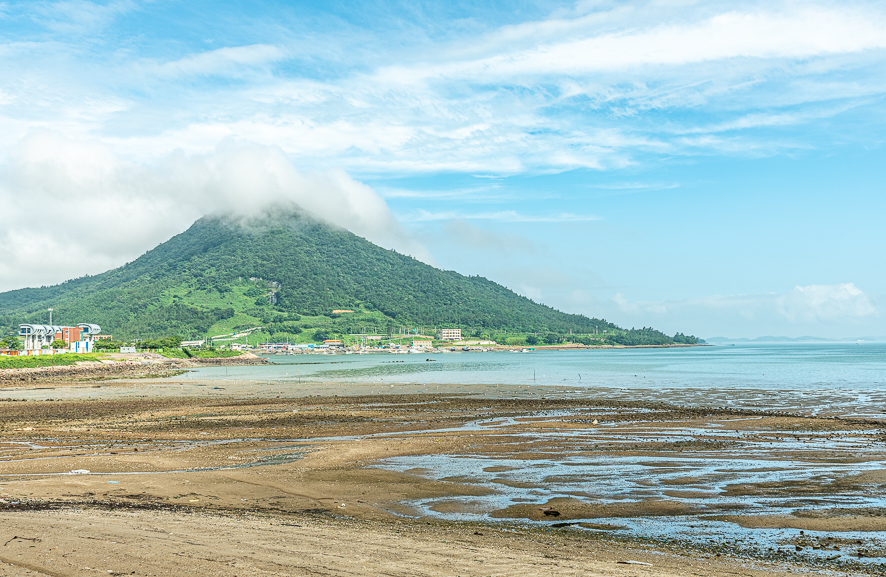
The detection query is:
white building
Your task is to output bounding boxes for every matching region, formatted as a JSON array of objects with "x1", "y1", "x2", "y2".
[
  {"x1": 438, "y1": 328, "x2": 462, "y2": 341},
  {"x1": 18, "y1": 325, "x2": 57, "y2": 351},
  {"x1": 19, "y1": 323, "x2": 102, "y2": 353}
]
